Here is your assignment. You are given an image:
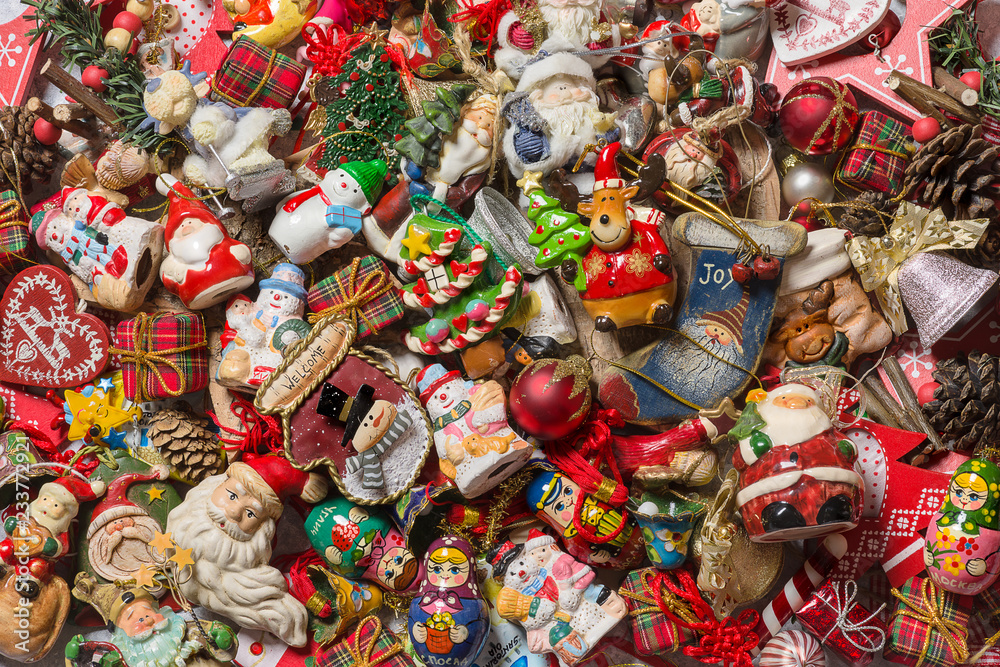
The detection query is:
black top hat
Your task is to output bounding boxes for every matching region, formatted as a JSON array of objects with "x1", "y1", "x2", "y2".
[
  {"x1": 317, "y1": 383, "x2": 376, "y2": 447},
  {"x1": 486, "y1": 540, "x2": 524, "y2": 578}
]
